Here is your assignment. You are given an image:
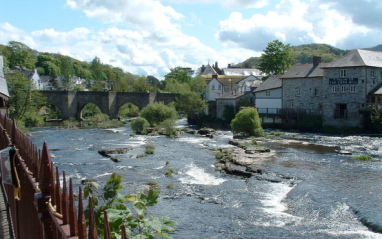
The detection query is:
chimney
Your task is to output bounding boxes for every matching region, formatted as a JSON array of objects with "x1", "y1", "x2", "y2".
[
  {"x1": 228, "y1": 64, "x2": 231, "y2": 68},
  {"x1": 313, "y1": 56, "x2": 321, "y2": 66},
  {"x1": 215, "y1": 62, "x2": 218, "y2": 68}
]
